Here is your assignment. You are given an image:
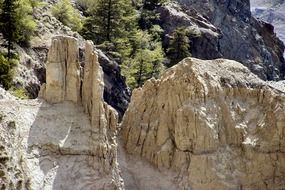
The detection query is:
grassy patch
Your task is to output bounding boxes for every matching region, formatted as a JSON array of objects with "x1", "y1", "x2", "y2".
[{"x1": 9, "y1": 87, "x2": 28, "y2": 99}]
